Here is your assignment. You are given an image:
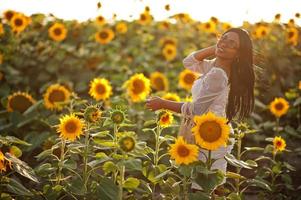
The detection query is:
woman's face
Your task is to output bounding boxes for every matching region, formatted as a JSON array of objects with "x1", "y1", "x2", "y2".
[{"x1": 215, "y1": 32, "x2": 240, "y2": 60}]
